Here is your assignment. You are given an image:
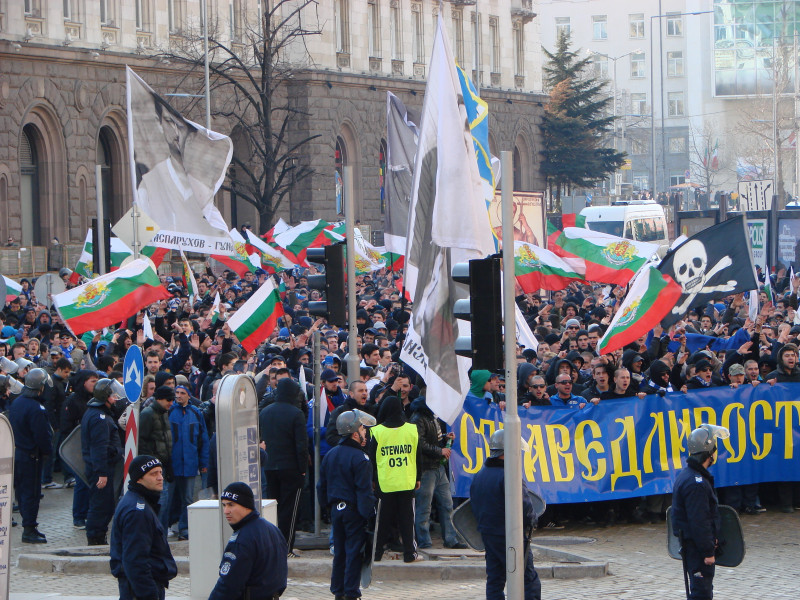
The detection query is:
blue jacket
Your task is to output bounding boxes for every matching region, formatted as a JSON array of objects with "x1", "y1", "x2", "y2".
[
  {"x1": 306, "y1": 389, "x2": 345, "y2": 458},
  {"x1": 549, "y1": 393, "x2": 582, "y2": 408},
  {"x1": 168, "y1": 401, "x2": 209, "y2": 477},
  {"x1": 470, "y1": 457, "x2": 534, "y2": 536},
  {"x1": 671, "y1": 457, "x2": 720, "y2": 558},
  {"x1": 110, "y1": 483, "x2": 177, "y2": 596},
  {"x1": 318, "y1": 438, "x2": 376, "y2": 520},
  {"x1": 208, "y1": 510, "x2": 288, "y2": 600},
  {"x1": 8, "y1": 391, "x2": 52, "y2": 455},
  {"x1": 80, "y1": 400, "x2": 123, "y2": 477}
]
